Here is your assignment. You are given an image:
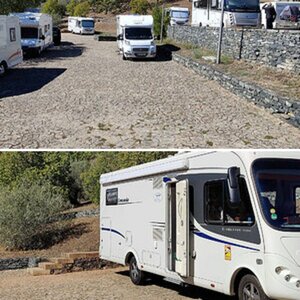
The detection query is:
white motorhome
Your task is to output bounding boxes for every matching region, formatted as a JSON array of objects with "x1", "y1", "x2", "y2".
[
  {"x1": 167, "y1": 7, "x2": 190, "y2": 26},
  {"x1": 261, "y1": 1, "x2": 300, "y2": 29},
  {"x1": 68, "y1": 17, "x2": 95, "y2": 35},
  {"x1": 192, "y1": 0, "x2": 261, "y2": 27},
  {"x1": 116, "y1": 15, "x2": 156, "y2": 60},
  {"x1": 100, "y1": 151, "x2": 300, "y2": 300},
  {"x1": 11, "y1": 12, "x2": 52, "y2": 55},
  {"x1": 0, "y1": 16, "x2": 23, "y2": 76}
]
